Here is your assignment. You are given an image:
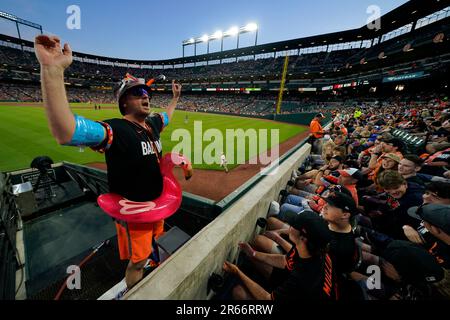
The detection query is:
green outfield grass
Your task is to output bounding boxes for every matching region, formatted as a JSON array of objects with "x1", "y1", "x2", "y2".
[{"x1": 0, "y1": 103, "x2": 306, "y2": 172}]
